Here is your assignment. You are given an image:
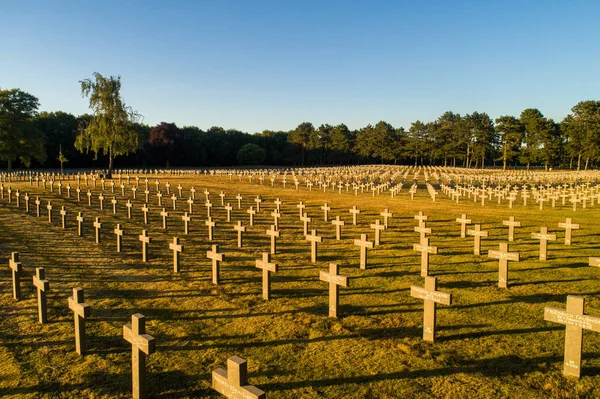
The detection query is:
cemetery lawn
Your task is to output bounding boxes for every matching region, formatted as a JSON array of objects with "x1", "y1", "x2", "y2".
[{"x1": 1, "y1": 175, "x2": 599, "y2": 398}]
